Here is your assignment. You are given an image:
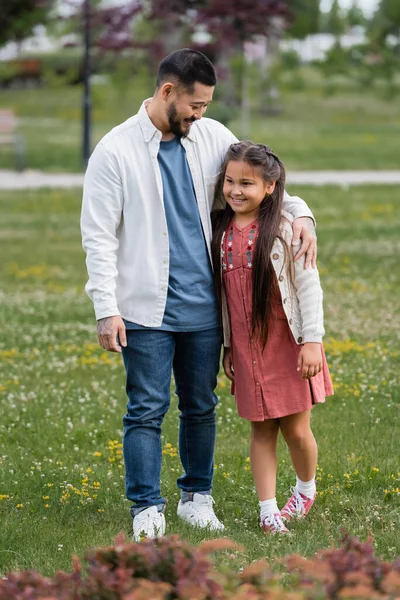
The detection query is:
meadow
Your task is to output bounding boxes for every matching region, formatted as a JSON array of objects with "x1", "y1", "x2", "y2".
[
  {"x1": 0, "y1": 183, "x2": 399, "y2": 577},
  {"x1": 0, "y1": 71, "x2": 399, "y2": 172}
]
